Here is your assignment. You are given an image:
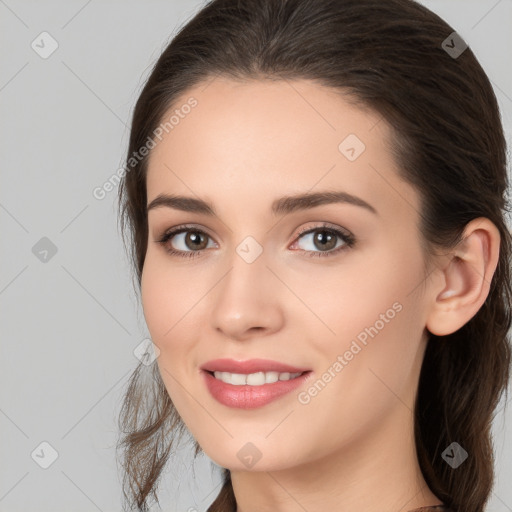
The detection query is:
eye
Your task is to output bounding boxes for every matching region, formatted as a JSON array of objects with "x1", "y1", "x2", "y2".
[
  {"x1": 155, "y1": 224, "x2": 216, "y2": 259},
  {"x1": 290, "y1": 222, "x2": 355, "y2": 258}
]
